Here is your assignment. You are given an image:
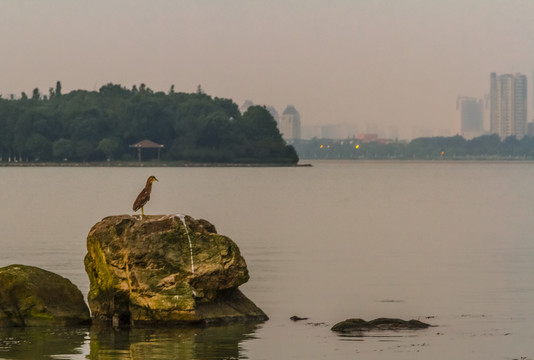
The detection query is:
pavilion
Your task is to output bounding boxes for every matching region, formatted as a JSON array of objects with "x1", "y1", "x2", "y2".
[{"x1": 129, "y1": 139, "x2": 165, "y2": 162}]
